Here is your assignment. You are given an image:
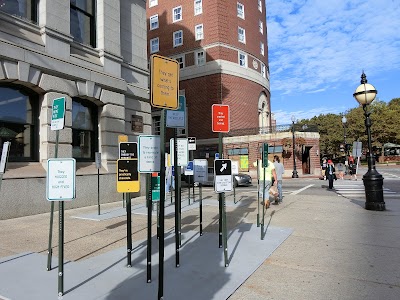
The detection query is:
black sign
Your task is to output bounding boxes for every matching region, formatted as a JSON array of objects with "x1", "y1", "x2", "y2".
[
  {"x1": 214, "y1": 159, "x2": 232, "y2": 176},
  {"x1": 119, "y1": 142, "x2": 138, "y2": 159},
  {"x1": 117, "y1": 159, "x2": 138, "y2": 181}
]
